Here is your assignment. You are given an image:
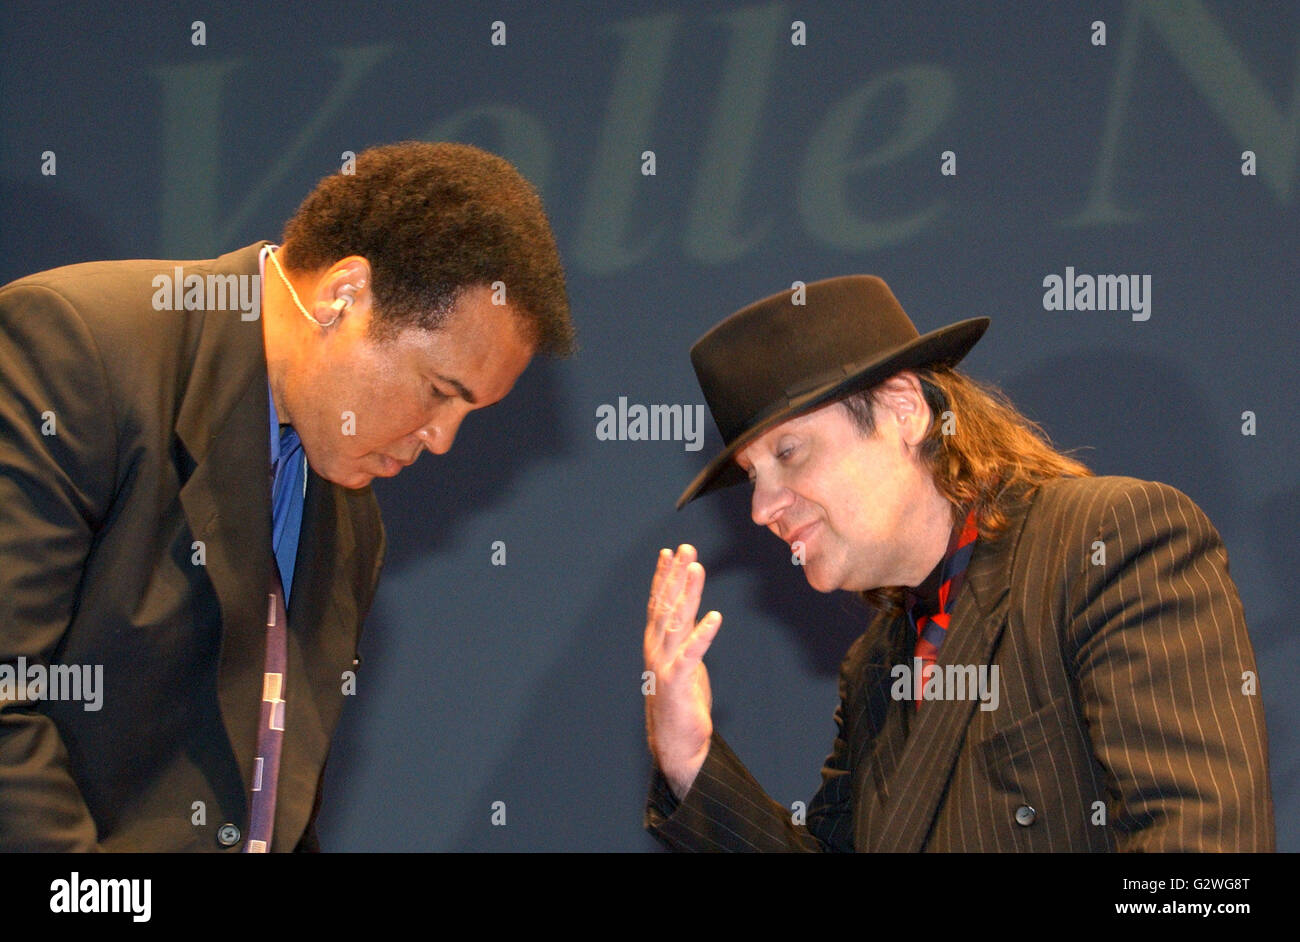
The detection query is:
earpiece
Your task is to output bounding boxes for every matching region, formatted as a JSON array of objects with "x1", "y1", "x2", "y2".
[
  {"x1": 265, "y1": 244, "x2": 365, "y2": 329},
  {"x1": 330, "y1": 282, "x2": 363, "y2": 314}
]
